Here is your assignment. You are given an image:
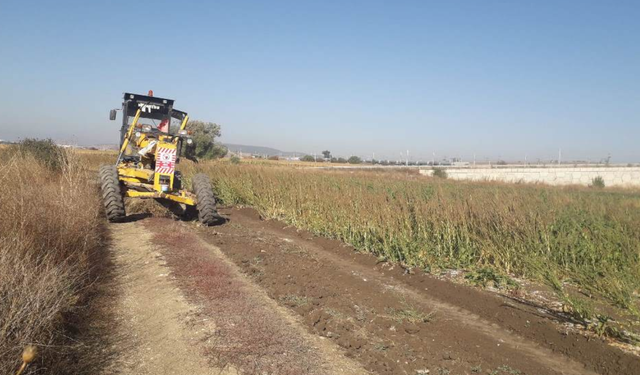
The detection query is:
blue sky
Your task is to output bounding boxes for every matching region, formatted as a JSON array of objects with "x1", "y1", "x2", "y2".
[{"x1": 0, "y1": 0, "x2": 638, "y2": 162}]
